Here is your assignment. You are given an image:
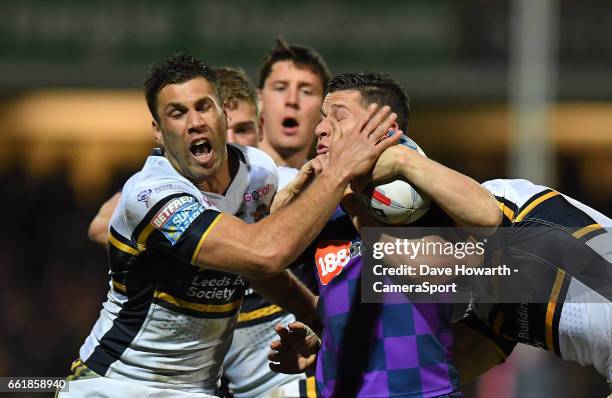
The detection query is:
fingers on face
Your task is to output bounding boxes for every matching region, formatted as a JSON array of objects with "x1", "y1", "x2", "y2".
[
  {"x1": 368, "y1": 108, "x2": 397, "y2": 142},
  {"x1": 329, "y1": 118, "x2": 343, "y2": 142},
  {"x1": 375, "y1": 130, "x2": 403, "y2": 154}
]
